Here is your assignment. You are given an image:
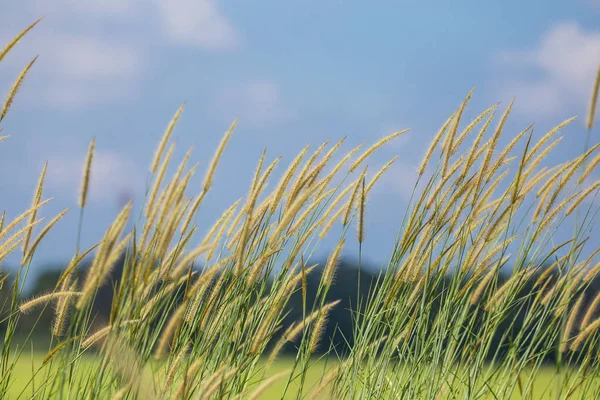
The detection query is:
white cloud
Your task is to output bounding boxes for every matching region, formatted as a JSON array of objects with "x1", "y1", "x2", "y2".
[
  {"x1": 0, "y1": 0, "x2": 238, "y2": 108},
  {"x1": 156, "y1": 0, "x2": 238, "y2": 49},
  {"x1": 14, "y1": 35, "x2": 142, "y2": 108},
  {"x1": 373, "y1": 163, "x2": 420, "y2": 202},
  {"x1": 47, "y1": 150, "x2": 142, "y2": 204},
  {"x1": 216, "y1": 80, "x2": 296, "y2": 128},
  {"x1": 493, "y1": 22, "x2": 600, "y2": 120}
]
